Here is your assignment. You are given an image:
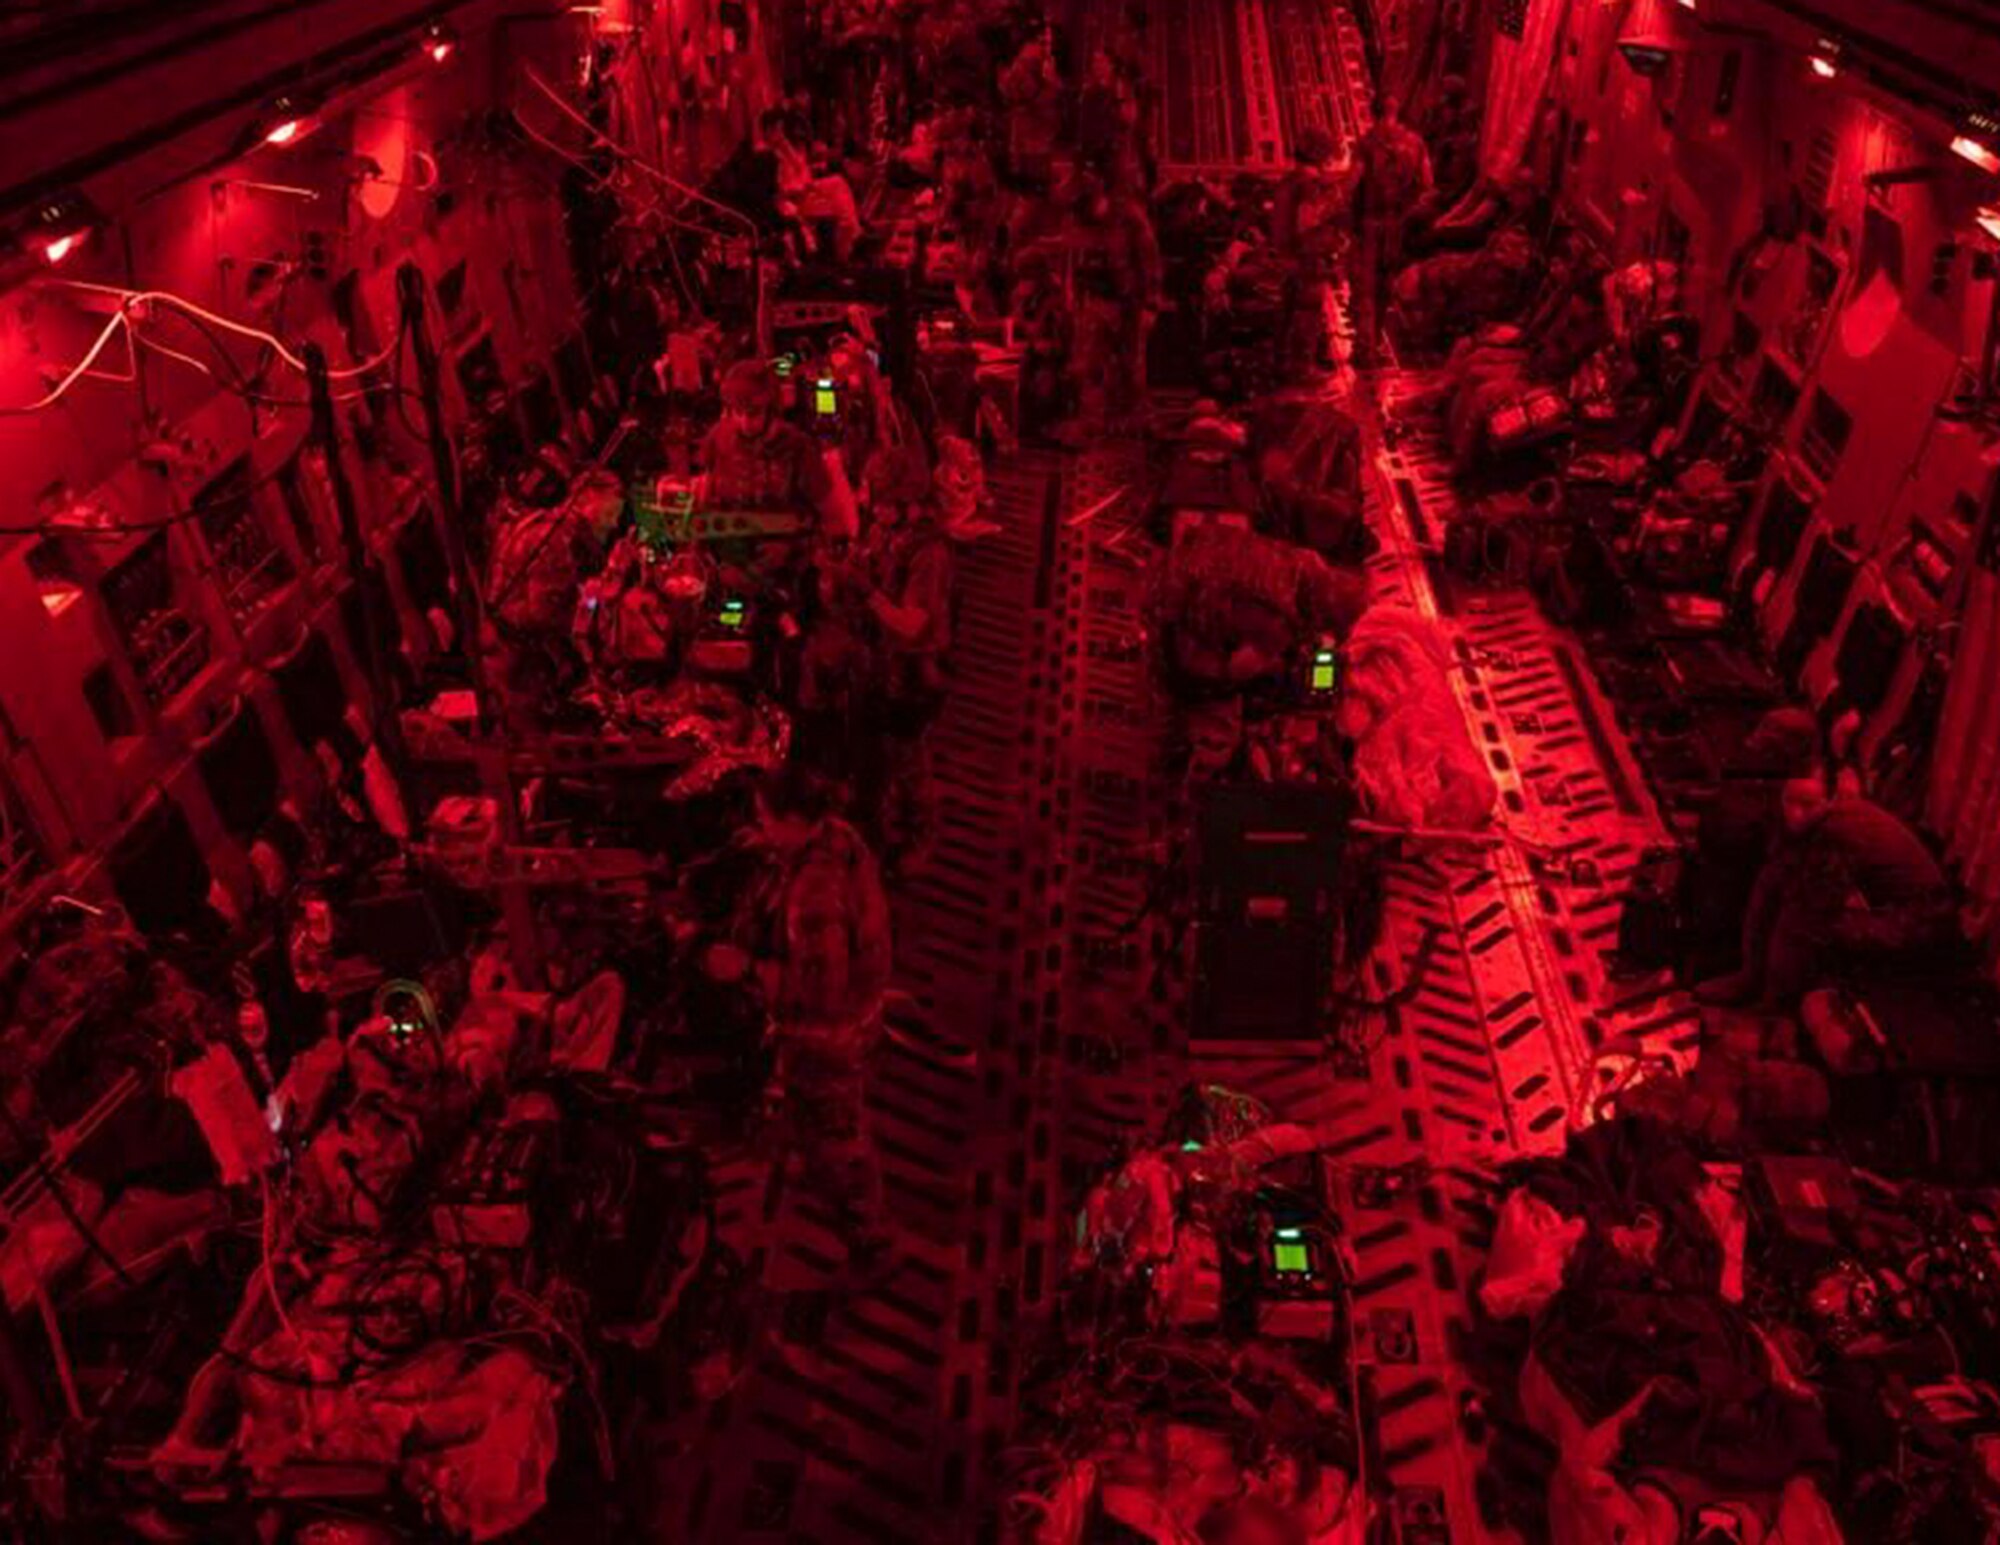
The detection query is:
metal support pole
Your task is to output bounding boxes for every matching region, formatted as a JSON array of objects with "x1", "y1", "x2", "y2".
[
  {"x1": 396, "y1": 263, "x2": 495, "y2": 732},
  {"x1": 395, "y1": 263, "x2": 544, "y2": 989},
  {"x1": 302, "y1": 343, "x2": 406, "y2": 778}
]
